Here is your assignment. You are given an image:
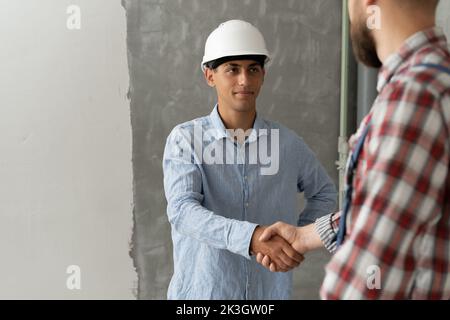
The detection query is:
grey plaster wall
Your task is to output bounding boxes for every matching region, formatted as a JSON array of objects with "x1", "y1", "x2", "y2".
[{"x1": 124, "y1": 0, "x2": 342, "y2": 299}]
